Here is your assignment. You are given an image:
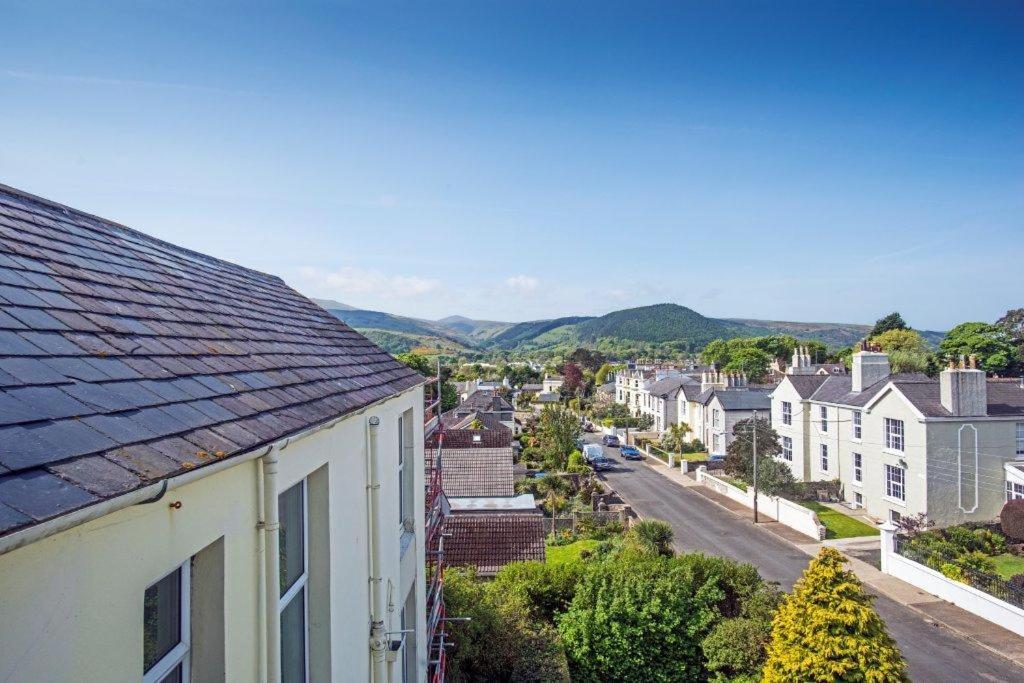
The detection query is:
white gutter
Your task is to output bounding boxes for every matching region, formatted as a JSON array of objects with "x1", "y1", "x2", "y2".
[
  {"x1": 0, "y1": 386, "x2": 422, "y2": 559},
  {"x1": 366, "y1": 415, "x2": 388, "y2": 682},
  {"x1": 262, "y1": 447, "x2": 282, "y2": 683}
]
